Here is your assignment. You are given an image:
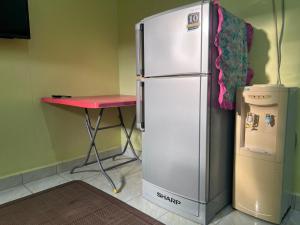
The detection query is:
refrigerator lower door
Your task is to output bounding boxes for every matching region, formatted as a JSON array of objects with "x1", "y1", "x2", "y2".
[{"x1": 143, "y1": 76, "x2": 203, "y2": 202}]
